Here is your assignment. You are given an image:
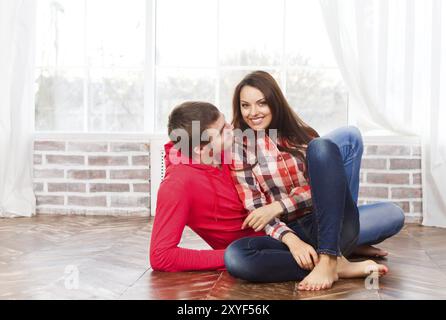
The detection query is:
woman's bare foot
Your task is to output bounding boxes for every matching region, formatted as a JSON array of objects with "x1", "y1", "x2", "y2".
[
  {"x1": 297, "y1": 254, "x2": 339, "y2": 291},
  {"x1": 352, "y1": 245, "x2": 388, "y2": 258},
  {"x1": 337, "y1": 256, "x2": 389, "y2": 279}
]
